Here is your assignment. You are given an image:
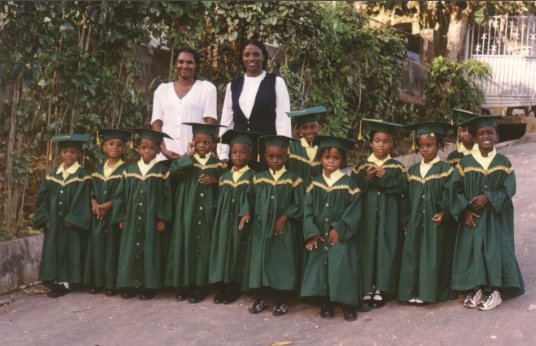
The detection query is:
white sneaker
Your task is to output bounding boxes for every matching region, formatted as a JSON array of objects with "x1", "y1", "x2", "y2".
[
  {"x1": 477, "y1": 290, "x2": 502, "y2": 311},
  {"x1": 463, "y1": 288, "x2": 483, "y2": 308}
]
